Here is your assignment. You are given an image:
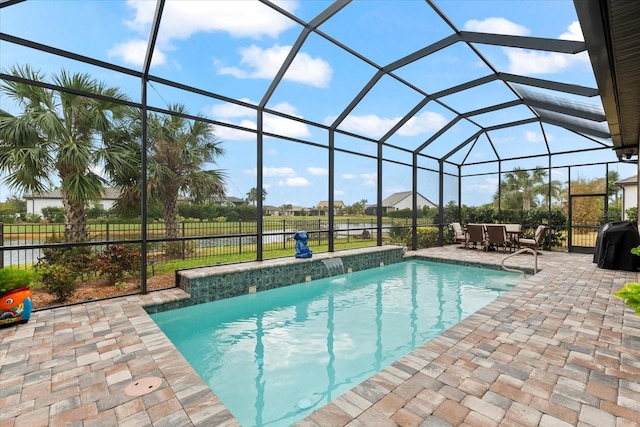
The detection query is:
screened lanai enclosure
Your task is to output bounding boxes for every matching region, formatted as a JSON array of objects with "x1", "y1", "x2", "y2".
[{"x1": 1, "y1": 0, "x2": 638, "y2": 296}]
